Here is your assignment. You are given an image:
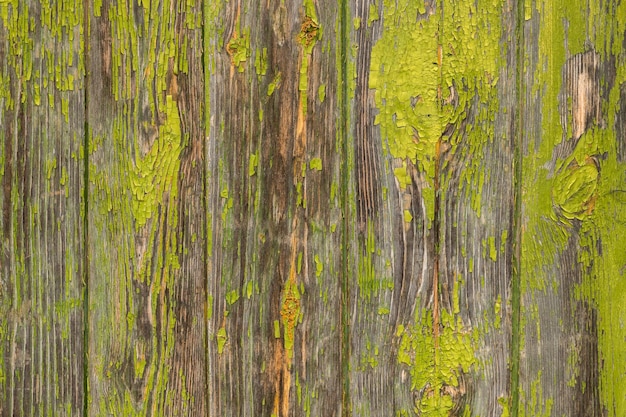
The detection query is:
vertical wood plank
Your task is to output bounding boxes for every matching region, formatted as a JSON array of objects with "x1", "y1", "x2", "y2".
[
  {"x1": 0, "y1": 0, "x2": 86, "y2": 415},
  {"x1": 519, "y1": 1, "x2": 626, "y2": 416},
  {"x1": 86, "y1": 0, "x2": 207, "y2": 414},
  {"x1": 205, "y1": 0, "x2": 344, "y2": 415},
  {"x1": 351, "y1": 0, "x2": 517, "y2": 415}
]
